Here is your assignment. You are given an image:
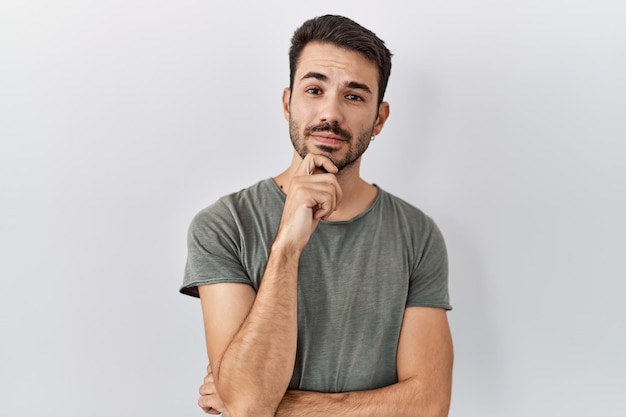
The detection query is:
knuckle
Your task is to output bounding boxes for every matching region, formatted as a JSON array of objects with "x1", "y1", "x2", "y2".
[{"x1": 198, "y1": 397, "x2": 207, "y2": 410}]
